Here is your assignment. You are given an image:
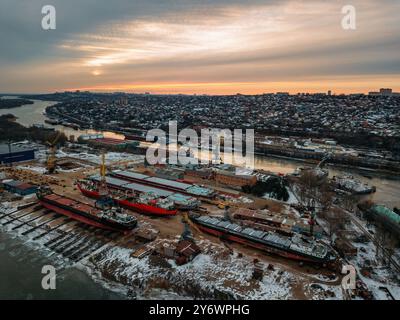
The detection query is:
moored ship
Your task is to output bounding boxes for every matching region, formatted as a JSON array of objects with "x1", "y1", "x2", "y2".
[
  {"x1": 110, "y1": 170, "x2": 215, "y2": 199},
  {"x1": 36, "y1": 186, "x2": 137, "y2": 232},
  {"x1": 332, "y1": 175, "x2": 376, "y2": 195},
  {"x1": 88, "y1": 174, "x2": 201, "y2": 210},
  {"x1": 124, "y1": 134, "x2": 147, "y2": 142},
  {"x1": 76, "y1": 179, "x2": 177, "y2": 216},
  {"x1": 44, "y1": 118, "x2": 61, "y2": 125},
  {"x1": 189, "y1": 212, "x2": 336, "y2": 265}
]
